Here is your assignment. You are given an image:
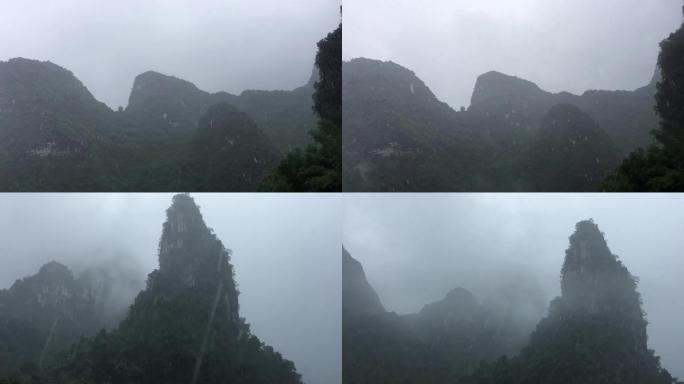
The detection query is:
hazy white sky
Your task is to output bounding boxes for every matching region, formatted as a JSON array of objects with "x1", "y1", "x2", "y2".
[
  {"x1": 0, "y1": 0, "x2": 340, "y2": 109},
  {"x1": 344, "y1": 0, "x2": 682, "y2": 108},
  {"x1": 343, "y1": 193, "x2": 684, "y2": 379},
  {"x1": 0, "y1": 193, "x2": 341, "y2": 384}
]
